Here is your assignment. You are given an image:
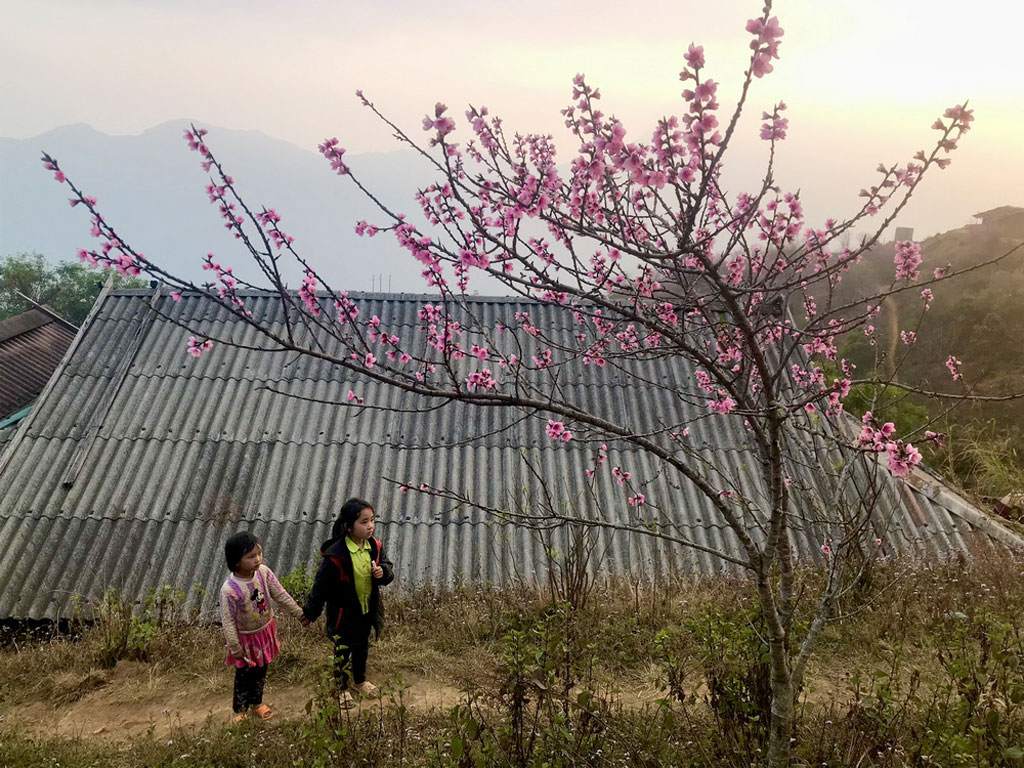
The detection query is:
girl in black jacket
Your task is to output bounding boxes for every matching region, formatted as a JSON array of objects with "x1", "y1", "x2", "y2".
[{"x1": 303, "y1": 497, "x2": 395, "y2": 707}]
